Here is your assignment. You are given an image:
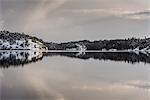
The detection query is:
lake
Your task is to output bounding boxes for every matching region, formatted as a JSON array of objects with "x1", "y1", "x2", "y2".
[{"x1": 0, "y1": 51, "x2": 149, "y2": 100}]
